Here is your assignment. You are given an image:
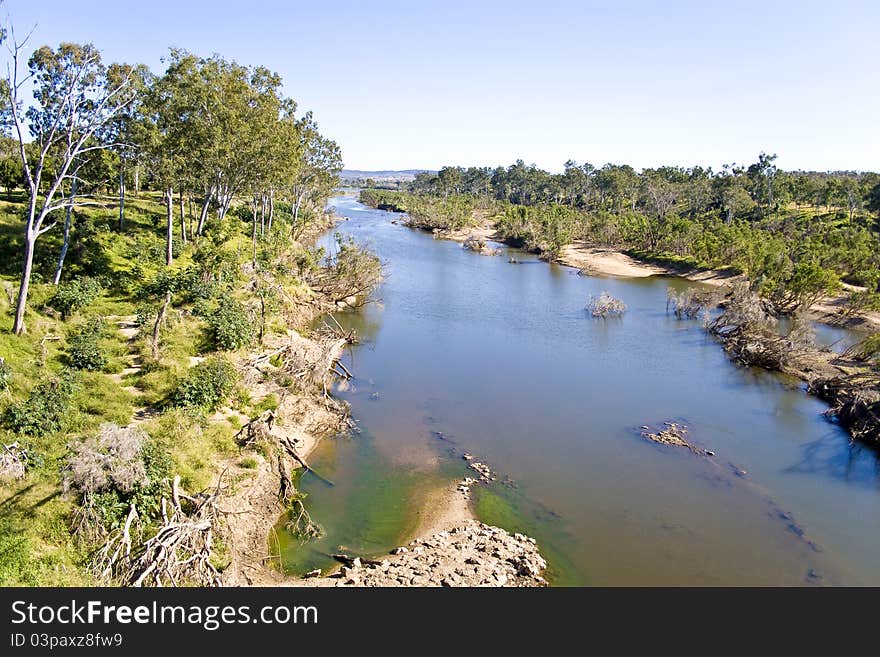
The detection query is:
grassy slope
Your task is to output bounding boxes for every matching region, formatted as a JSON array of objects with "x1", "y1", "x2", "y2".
[{"x1": 0, "y1": 192, "x2": 314, "y2": 585}]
